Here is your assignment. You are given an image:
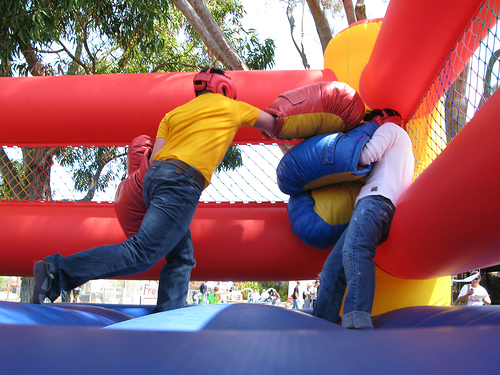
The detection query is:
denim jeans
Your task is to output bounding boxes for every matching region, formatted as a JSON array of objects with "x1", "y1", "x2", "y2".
[
  {"x1": 44, "y1": 163, "x2": 202, "y2": 312},
  {"x1": 312, "y1": 195, "x2": 395, "y2": 329}
]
